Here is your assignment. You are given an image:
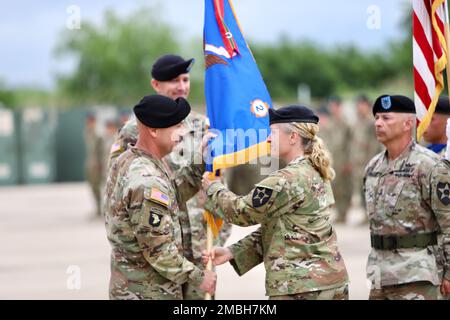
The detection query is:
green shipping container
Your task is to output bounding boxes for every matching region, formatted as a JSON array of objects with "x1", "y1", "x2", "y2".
[
  {"x1": 0, "y1": 108, "x2": 20, "y2": 185},
  {"x1": 20, "y1": 108, "x2": 57, "y2": 184},
  {"x1": 55, "y1": 109, "x2": 87, "y2": 182}
]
